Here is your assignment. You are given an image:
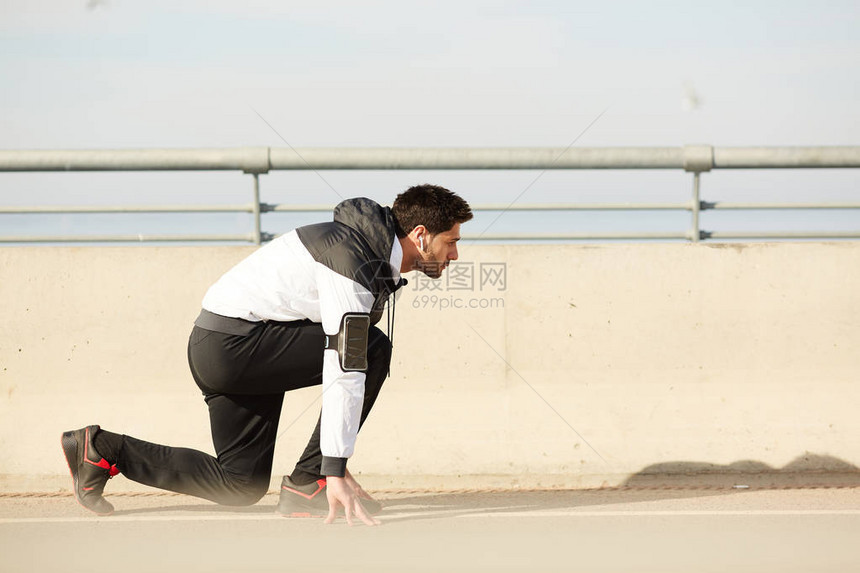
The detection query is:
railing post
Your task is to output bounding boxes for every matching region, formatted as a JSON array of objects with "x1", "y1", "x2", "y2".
[
  {"x1": 683, "y1": 145, "x2": 713, "y2": 243},
  {"x1": 252, "y1": 174, "x2": 261, "y2": 245},
  {"x1": 691, "y1": 173, "x2": 701, "y2": 243}
]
